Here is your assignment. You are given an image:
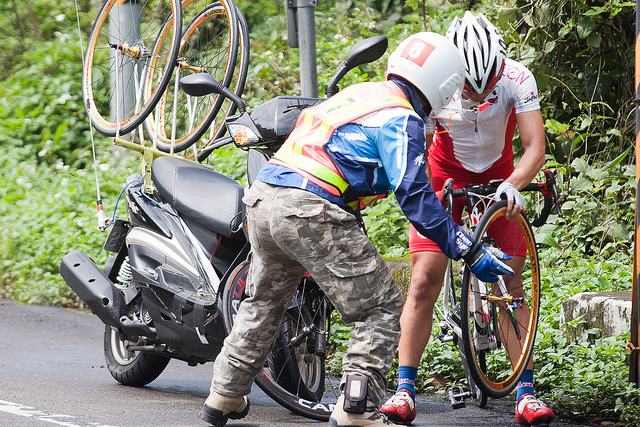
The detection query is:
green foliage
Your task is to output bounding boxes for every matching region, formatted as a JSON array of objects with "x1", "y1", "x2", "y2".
[
  {"x1": 0, "y1": 0, "x2": 97, "y2": 167},
  {"x1": 0, "y1": 0, "x2": 94, "y2": 80},
  {"x1": 494, "y1": 0, "x2": 635, "y2": 167},
  {"x1": 0, "y1": 146, "x2": 133, "y2": 306},
  {"x1": 362, "y1": 197, "x2": 409, "y2": 258},
  {"x1": 534, "y1": 320, "x2": 640, "y2": 424}
]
